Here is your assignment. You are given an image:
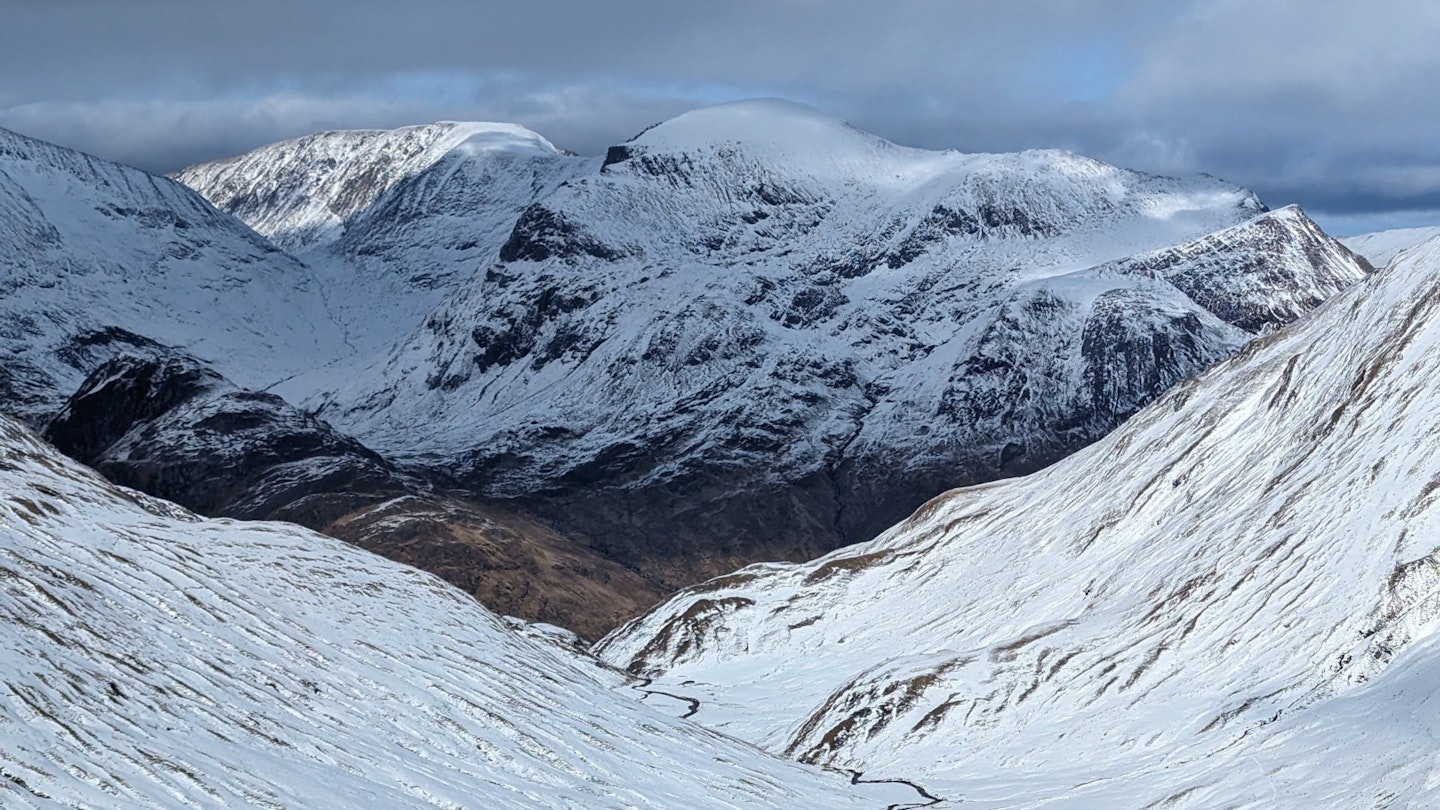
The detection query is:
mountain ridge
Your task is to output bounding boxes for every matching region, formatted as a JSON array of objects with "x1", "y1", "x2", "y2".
[
  {"x1": 0, "y1": 126, "x2": 347, "y2": 422},
  {"x1": 176, "y1": 121, "x2": 594, "y2": 364},
  {"x1": 598, "y1": 234, "x2": 1440, "y2": 806},
  {"x1": 271, "y1": 103, "x2": 1370, "y2": 585}
]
